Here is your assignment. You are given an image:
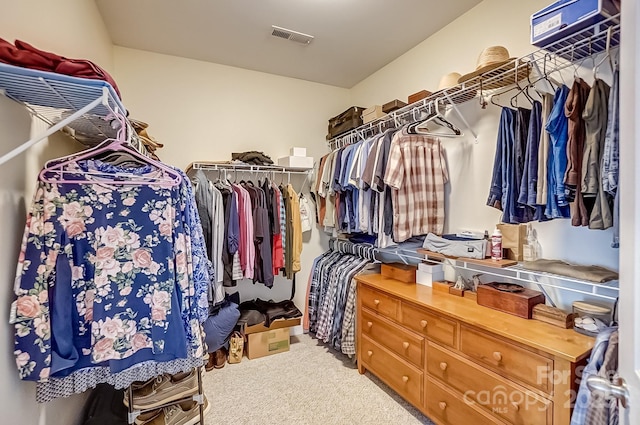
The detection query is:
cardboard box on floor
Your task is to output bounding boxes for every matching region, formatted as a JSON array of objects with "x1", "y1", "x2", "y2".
[{"x1": 244, "y1": 317, "x2": 300, "y2": 360}]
